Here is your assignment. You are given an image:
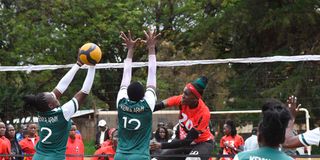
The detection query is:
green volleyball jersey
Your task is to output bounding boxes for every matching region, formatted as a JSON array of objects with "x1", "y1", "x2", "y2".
[
  {"x1": 234, "y1": 147, "x2": 293, "y2": 160},
  {"x1": 115, "y1": 87, "x2": 156, "y2": 158},
  {"x1": 34, "y1": 98, "x2": 78, "y2": 159}
]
